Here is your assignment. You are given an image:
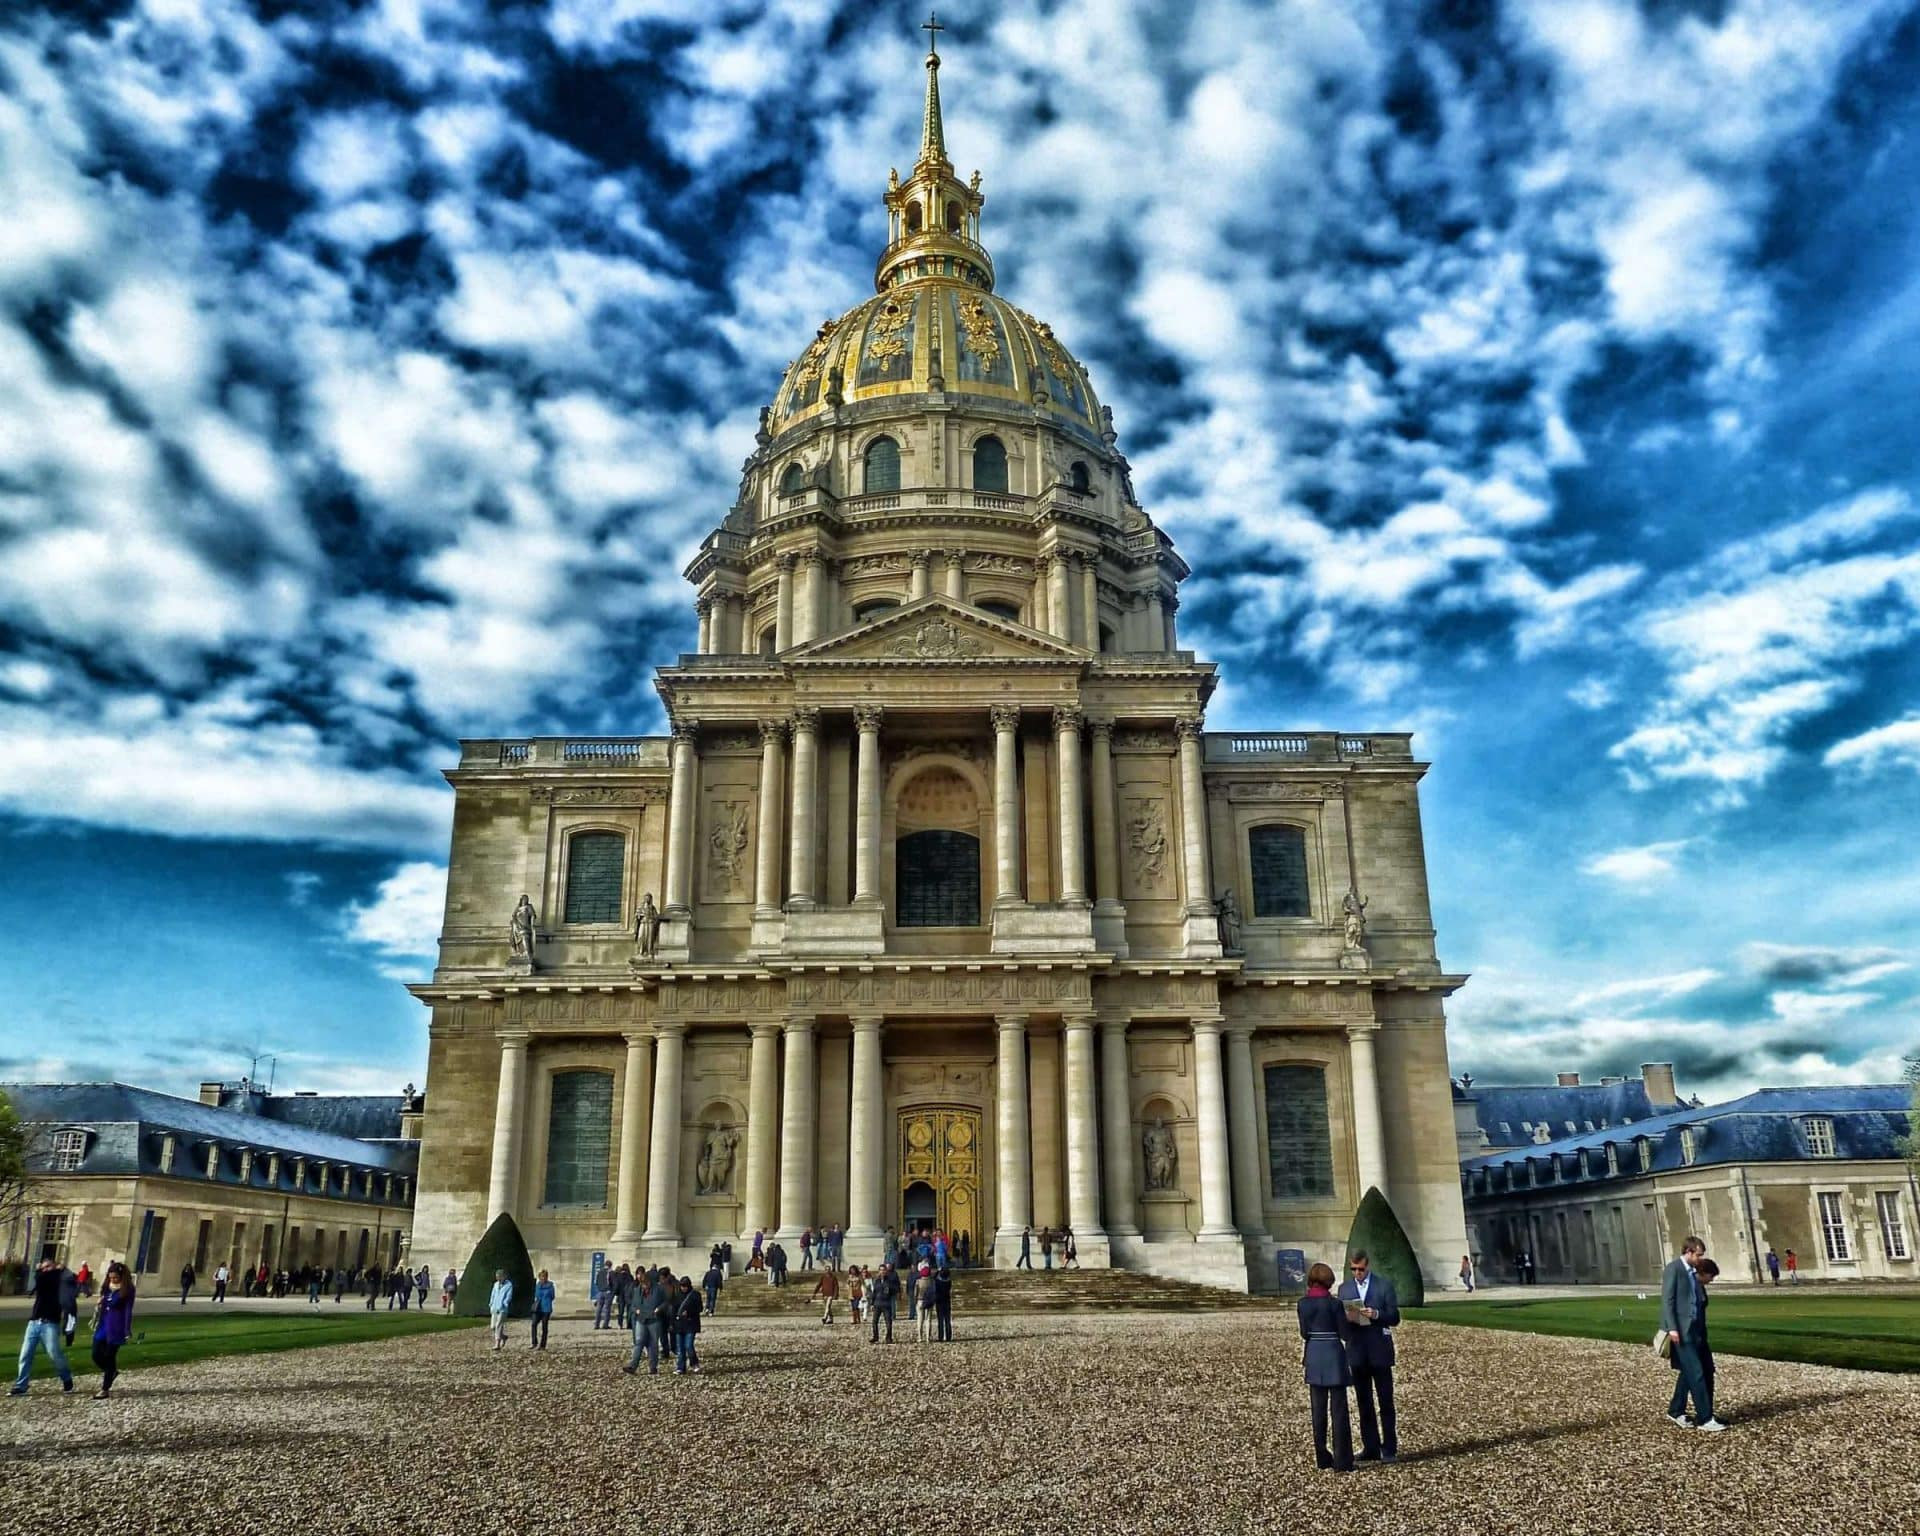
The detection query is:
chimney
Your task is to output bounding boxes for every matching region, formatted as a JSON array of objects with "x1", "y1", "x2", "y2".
[
  {"x1": 1556, "y1": 1072, "x2": 1581, "y2": 1087},
  {"x1": 198, "y1": 1082, "x2": 224, "y2": 1107},
  {"x1": 1641, "y1": 1062, "x2": 1678, "y2": 1106}
]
